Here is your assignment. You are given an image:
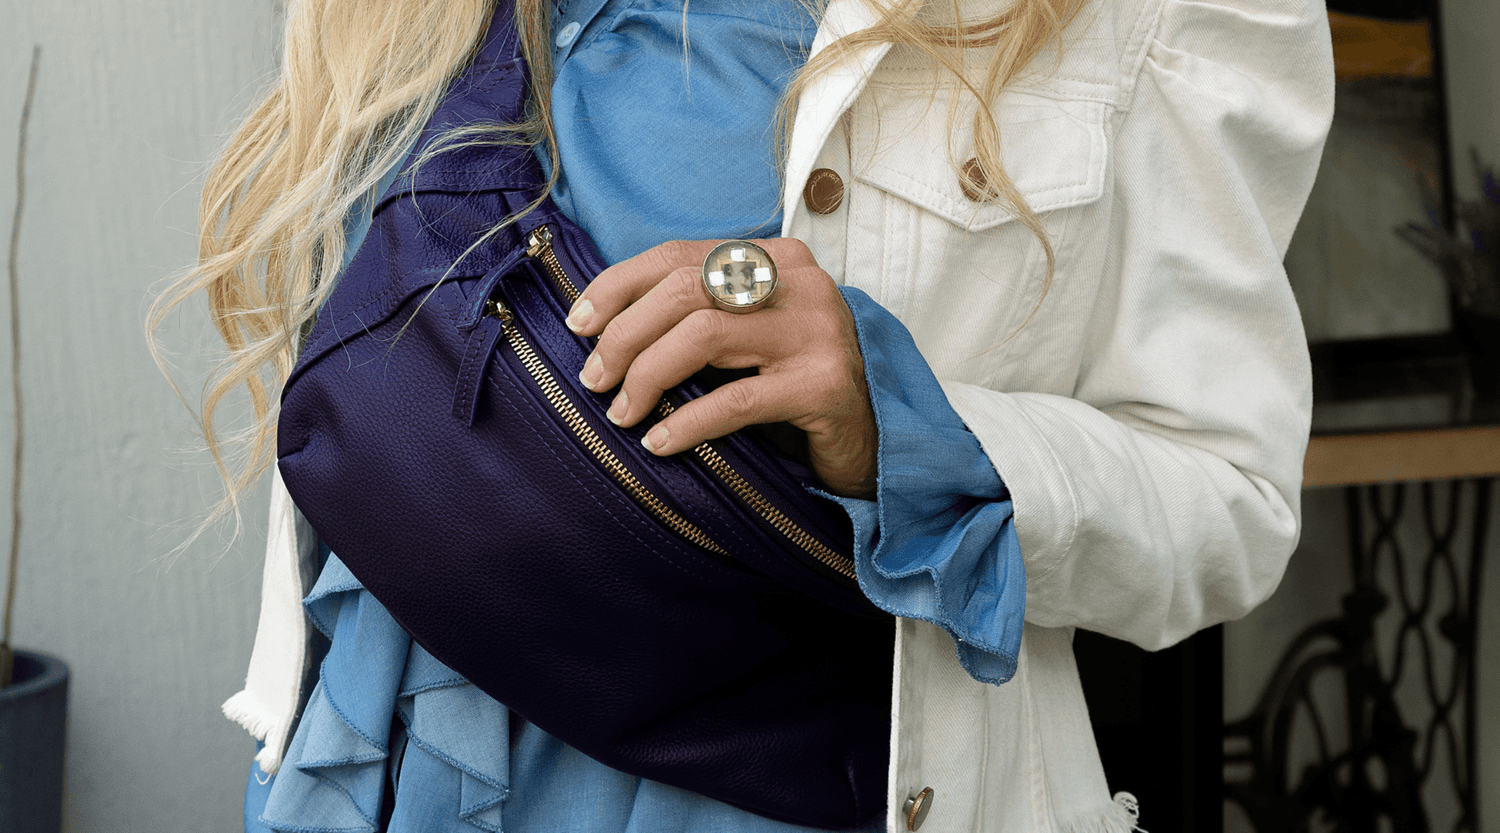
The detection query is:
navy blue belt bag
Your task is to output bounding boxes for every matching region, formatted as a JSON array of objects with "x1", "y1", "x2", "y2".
[{"x1": 275, "y1": 4, "x2": 892, "y2": 828}]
